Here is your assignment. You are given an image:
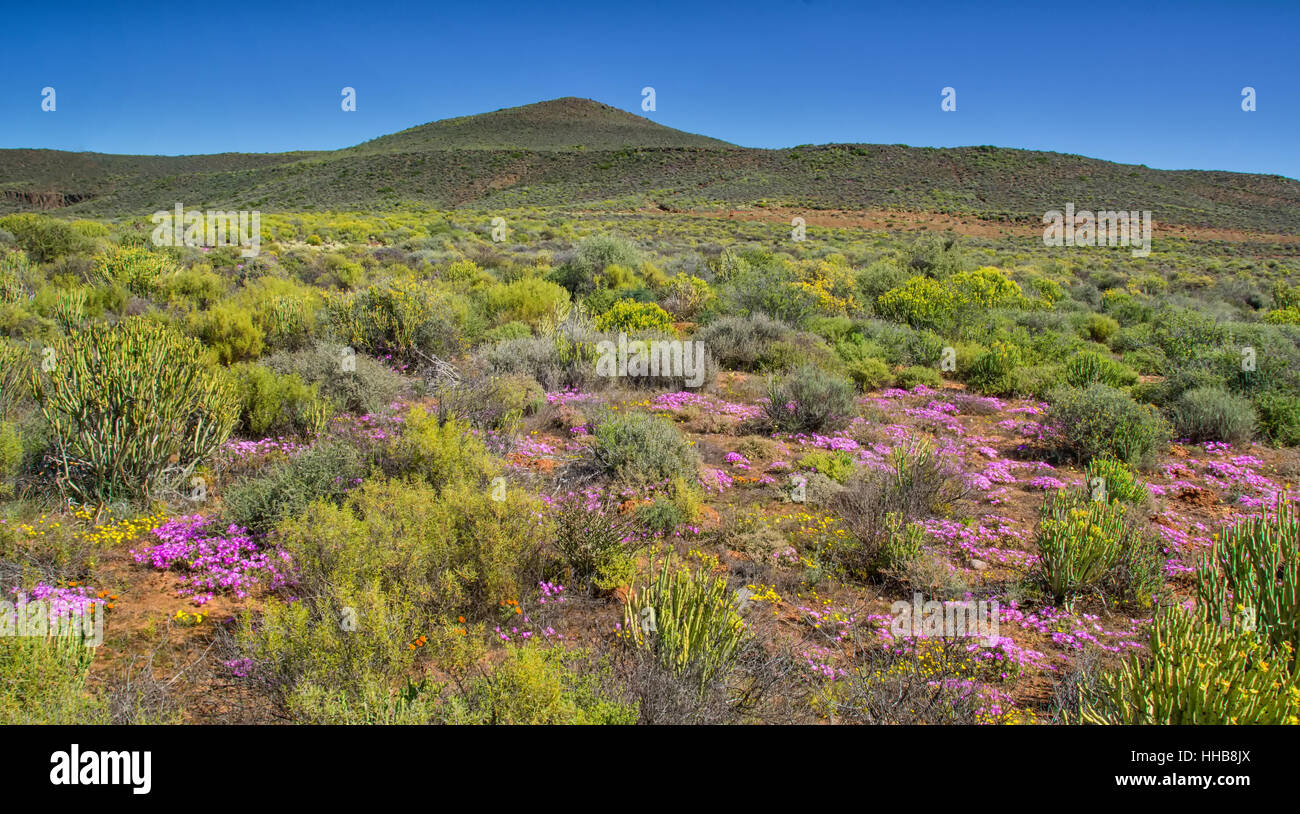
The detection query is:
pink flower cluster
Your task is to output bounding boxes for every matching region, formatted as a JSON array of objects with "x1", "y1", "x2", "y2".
[
  {"x1": 8, "y1": 583, "x2": 104, "y2": 623},
  {"x1": 650, "y1": 391, "x2": 764, "y2": 419},
  {"x1": 546, "y1": 388, "x2": 594, "y2": 406},
  {"x1": 131, "y1": 515, "x2": 294, "y2": 605}
]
